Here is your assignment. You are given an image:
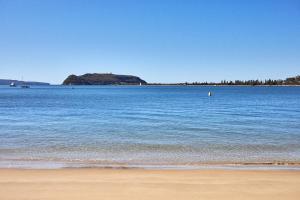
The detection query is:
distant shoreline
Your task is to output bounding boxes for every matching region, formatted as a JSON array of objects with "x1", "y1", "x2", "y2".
[
  {"x1": 145, "y1": 84, "x2": 300, "y2": 87},
  {"x1": 2, "y1": 84, "x2": 300, "y2": 87},
  {"x1": 1, "y1": 159, "x2": 299, "y2": 170},
  {"x1": 1, "y1": 74, "x2": 300, "y2": 86},
  {"x1": 62, "y1": 73, "x2": 300, "y2": 86}
]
